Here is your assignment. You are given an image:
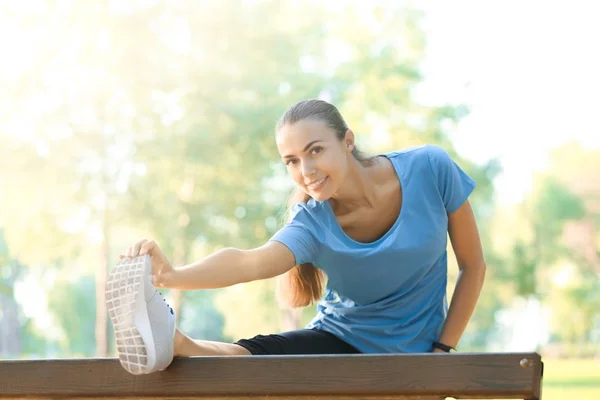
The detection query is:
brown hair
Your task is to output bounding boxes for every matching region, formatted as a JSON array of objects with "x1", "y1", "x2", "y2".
[{"x1": 275, "y1": 99, "x2": 372, "y2": 308}]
